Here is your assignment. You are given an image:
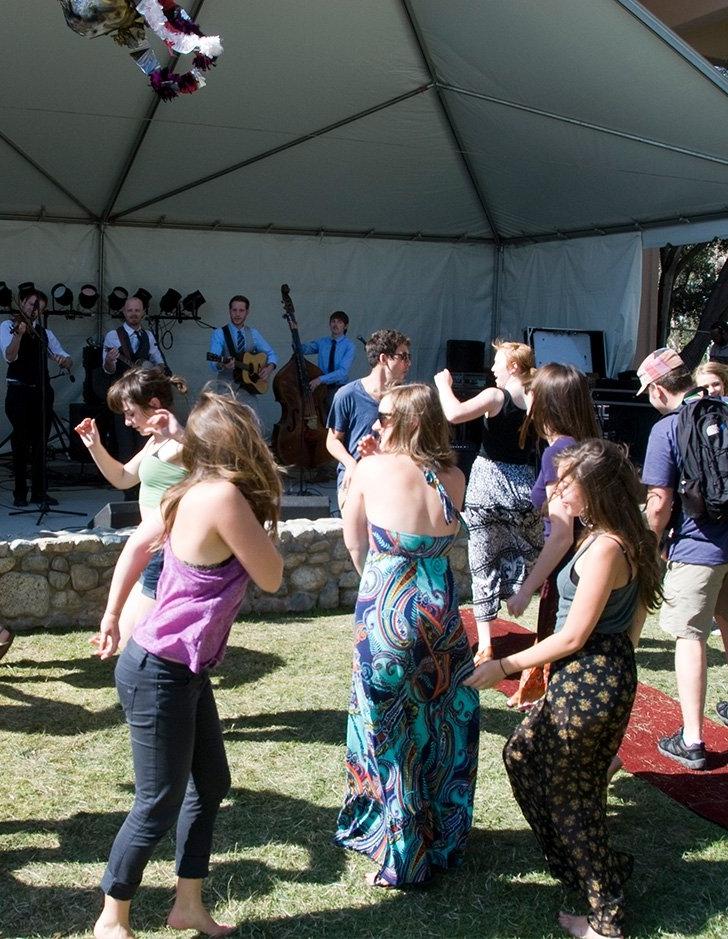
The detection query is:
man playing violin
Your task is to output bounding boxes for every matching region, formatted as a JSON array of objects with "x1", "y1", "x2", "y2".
[
  {"x1": 208, "y1": 294, "x2": 278, "y2": 427},
  {"x1": 1, "y1": 289, "x2": 73, "y2": 507},
  {"x1": 102, "y1": 294, "x2": 165, "y2": 470}
]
